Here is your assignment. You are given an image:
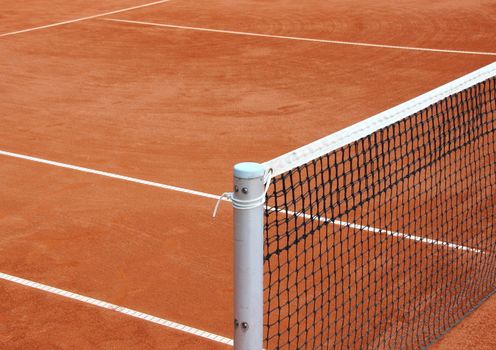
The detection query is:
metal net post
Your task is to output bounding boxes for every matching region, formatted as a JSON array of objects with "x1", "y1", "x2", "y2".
[{"x1": 232, "y1": 162, "x2": 265, "y2": 350}]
